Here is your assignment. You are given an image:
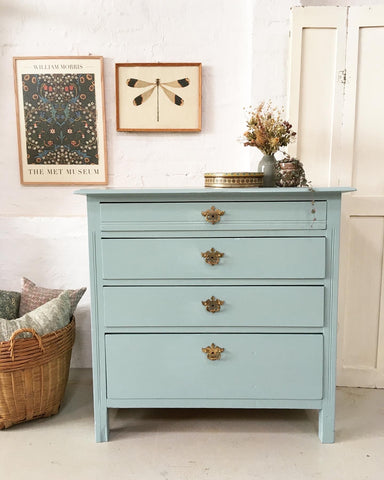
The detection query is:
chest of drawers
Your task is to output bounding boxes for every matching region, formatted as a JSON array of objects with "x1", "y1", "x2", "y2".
[{"x1": 77, "y1": 187, "x2": 352, "y2": 443}]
